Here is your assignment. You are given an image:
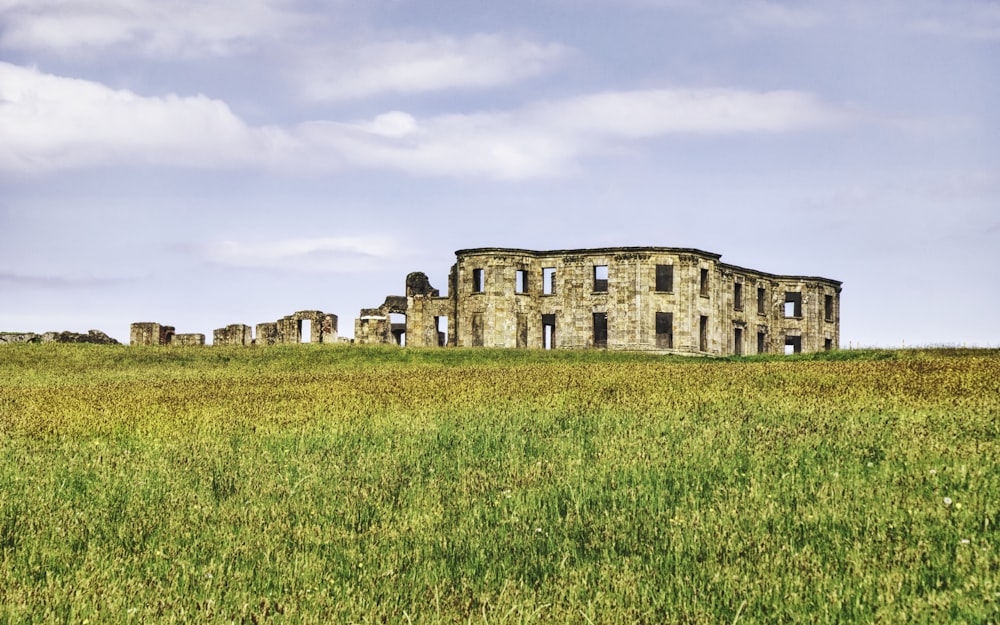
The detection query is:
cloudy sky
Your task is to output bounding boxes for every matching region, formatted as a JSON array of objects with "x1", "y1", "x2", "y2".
[{"x1": 1, "y1": 0, "x2": 998, "y2": 346}]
